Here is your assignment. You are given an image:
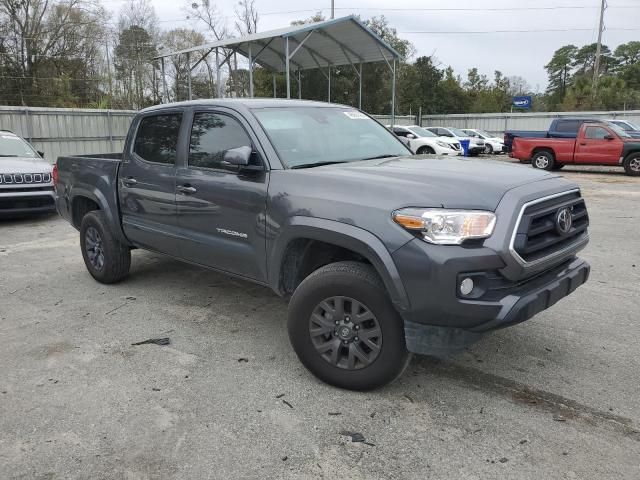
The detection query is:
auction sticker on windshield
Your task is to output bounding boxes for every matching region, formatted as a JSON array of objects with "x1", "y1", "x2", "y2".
[{"x1": 343, "y1": 111, "x2": 368, "y2": 119}]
